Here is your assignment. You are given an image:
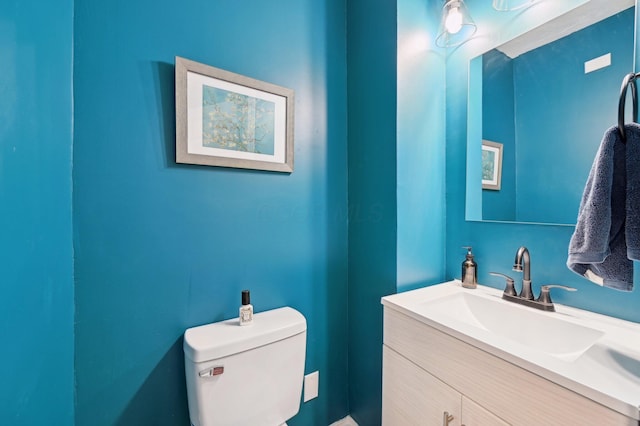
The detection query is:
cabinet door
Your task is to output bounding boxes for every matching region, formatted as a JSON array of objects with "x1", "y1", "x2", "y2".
[
  {"x1": 462, "y1": 396, "x2": 510, "y2": 426},
  {"x1": 383, "y1": 345, "x2": 462, "y2": 426}
]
